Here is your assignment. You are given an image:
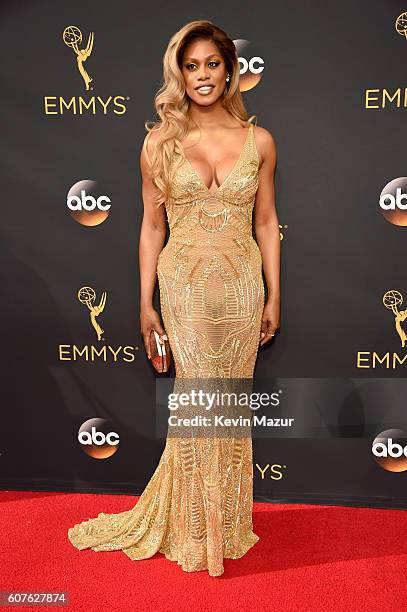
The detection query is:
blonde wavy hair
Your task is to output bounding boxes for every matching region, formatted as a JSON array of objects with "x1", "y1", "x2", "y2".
[{"x1": 143, "y1": 19, "x2": 257, "y2": 207}]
